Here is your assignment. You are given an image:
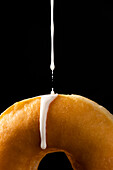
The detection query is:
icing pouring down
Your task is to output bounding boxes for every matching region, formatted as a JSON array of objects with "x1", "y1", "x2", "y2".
[
  {"x1": 40, "y1": 93, "x2": 58, "y2": 149},
  {"x1": 39, "y1": 0, "x2": 57, "y2": 150}
]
